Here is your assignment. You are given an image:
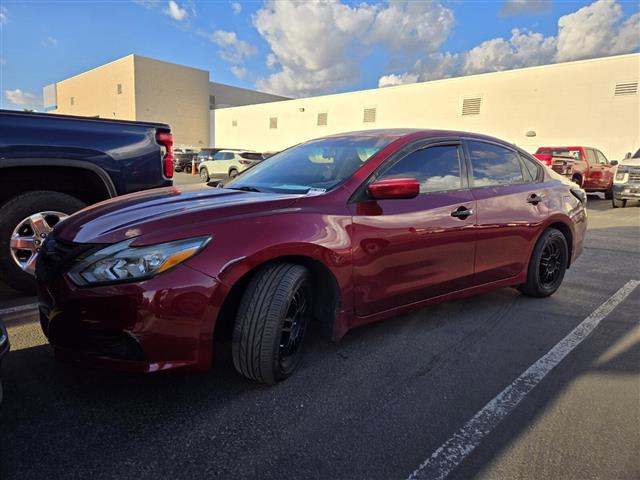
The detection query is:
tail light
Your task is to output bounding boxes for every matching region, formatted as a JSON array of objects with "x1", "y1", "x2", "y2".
[
  {"x1": 239, "y1": 159, "x2": 251, "y2": 165},
  {"x1": 534, "y1": 154, "x2": 553, "y2": 167},
  {"x1": 156, "y1": 131, "x2": 174, "y2": 178}
]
